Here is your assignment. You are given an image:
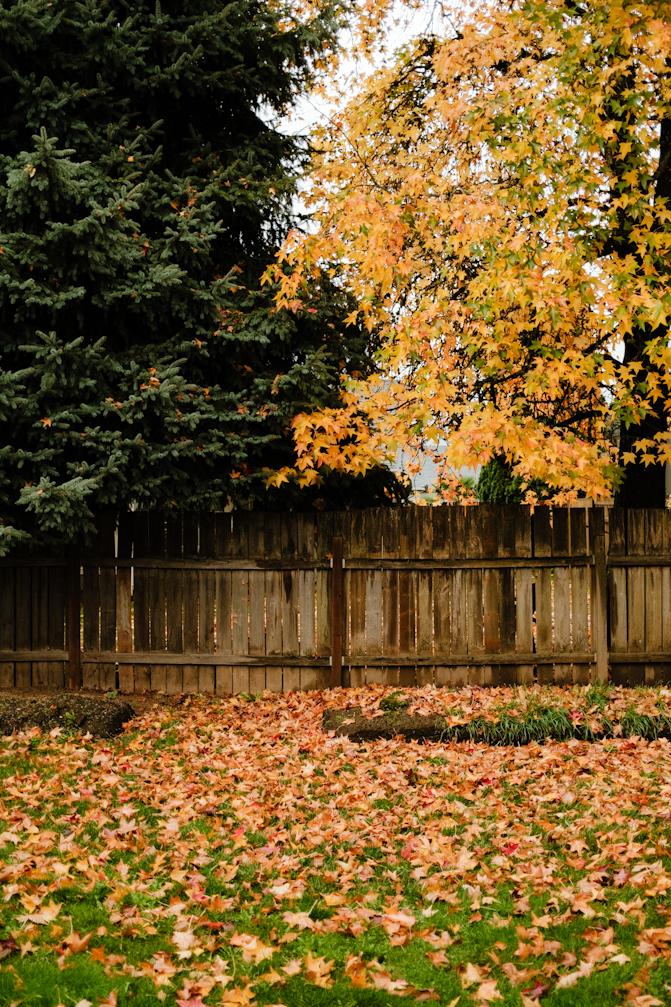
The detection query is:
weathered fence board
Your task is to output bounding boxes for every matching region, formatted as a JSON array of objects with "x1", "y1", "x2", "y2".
[{"x1": 1, "y1": 506, "x2": 670, "y2": 692}]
